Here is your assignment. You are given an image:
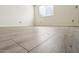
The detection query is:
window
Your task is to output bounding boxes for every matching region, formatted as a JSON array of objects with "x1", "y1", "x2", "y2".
[{"x1": 39, "y1": 5, "x2": 54, "y2": 17}]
